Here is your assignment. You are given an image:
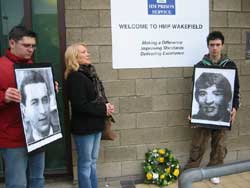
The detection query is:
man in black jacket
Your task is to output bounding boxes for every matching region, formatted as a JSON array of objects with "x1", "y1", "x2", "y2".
[{"x1": 184, "y1": 31, "x2": 240, "y2": 185}]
